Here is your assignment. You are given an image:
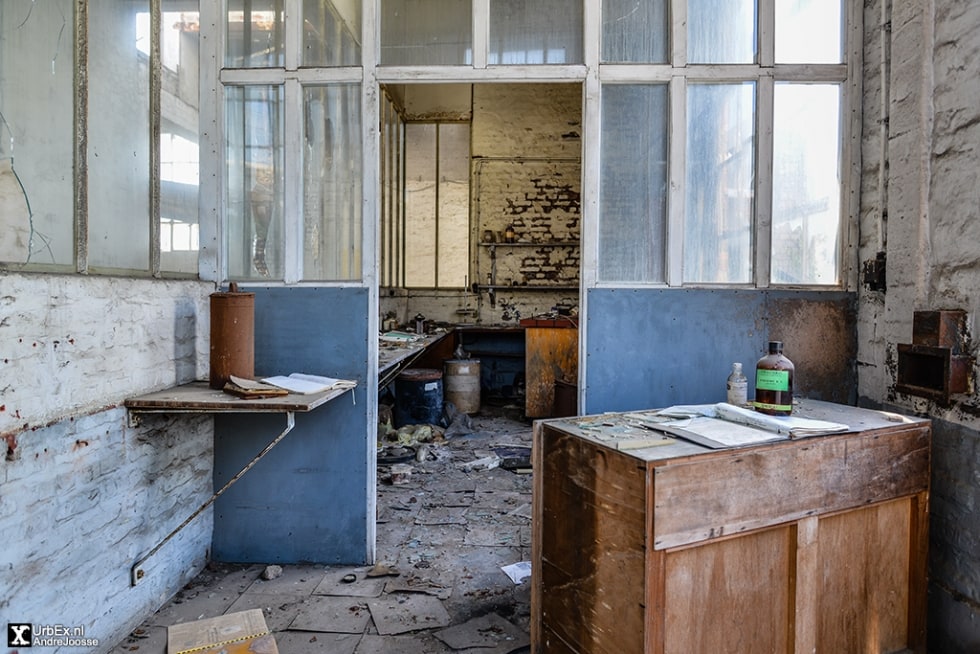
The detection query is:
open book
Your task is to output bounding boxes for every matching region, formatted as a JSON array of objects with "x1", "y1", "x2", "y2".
[{"x1": 261, "y1": 372, "x2": 357, "y2": 395}]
